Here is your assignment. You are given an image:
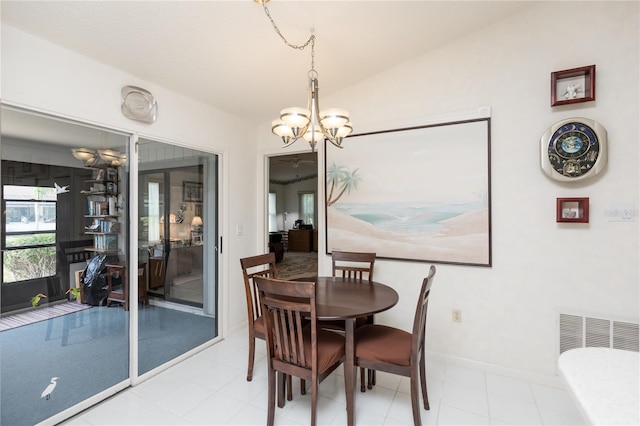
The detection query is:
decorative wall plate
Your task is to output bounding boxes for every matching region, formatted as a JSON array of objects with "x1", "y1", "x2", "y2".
[
  {"x1": 121, "y1": 86, "x2": 157, "y2": 123},
  {"x1": 540, "y1": 117, "x2": 607, "y2": 182}
]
